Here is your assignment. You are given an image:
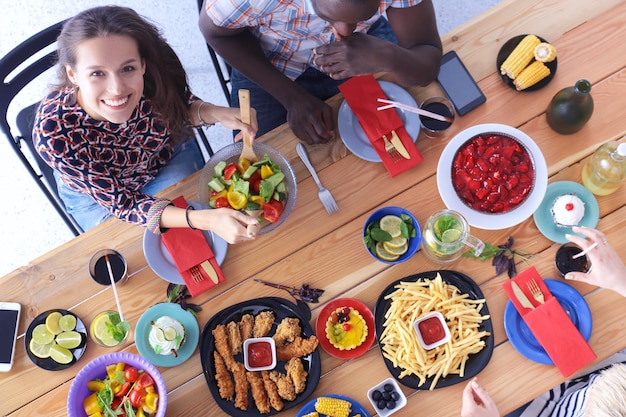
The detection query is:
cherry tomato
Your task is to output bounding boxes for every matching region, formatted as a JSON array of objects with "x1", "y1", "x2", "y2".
[
  {"x1": 248, "y1": 171, "x2": 262, "y2": 194},
  {"x1": 114, "y1": 381, "x2": 131, "y2": 398},
  {"x1": 261, "y1": 202, "x2": 280, "y2": 223},
  {"x1": 214, "y1": 197, "x2": 230, "y2": 208},
  {"x1": 268, "y1": 199, "x2": 284, "y2": 214},
  {"x1": 134, "y1": 373, "x2": 155, "y2": 391},
  {"x1": 223, "y1": 163, "x2": 238, "y2": 181},
  {"x1": 129, "y1": 388, "x2": 145, "y2": 409},
  {"x1": 125, "y1": 367, "x2": 139, "y2": 383}
]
